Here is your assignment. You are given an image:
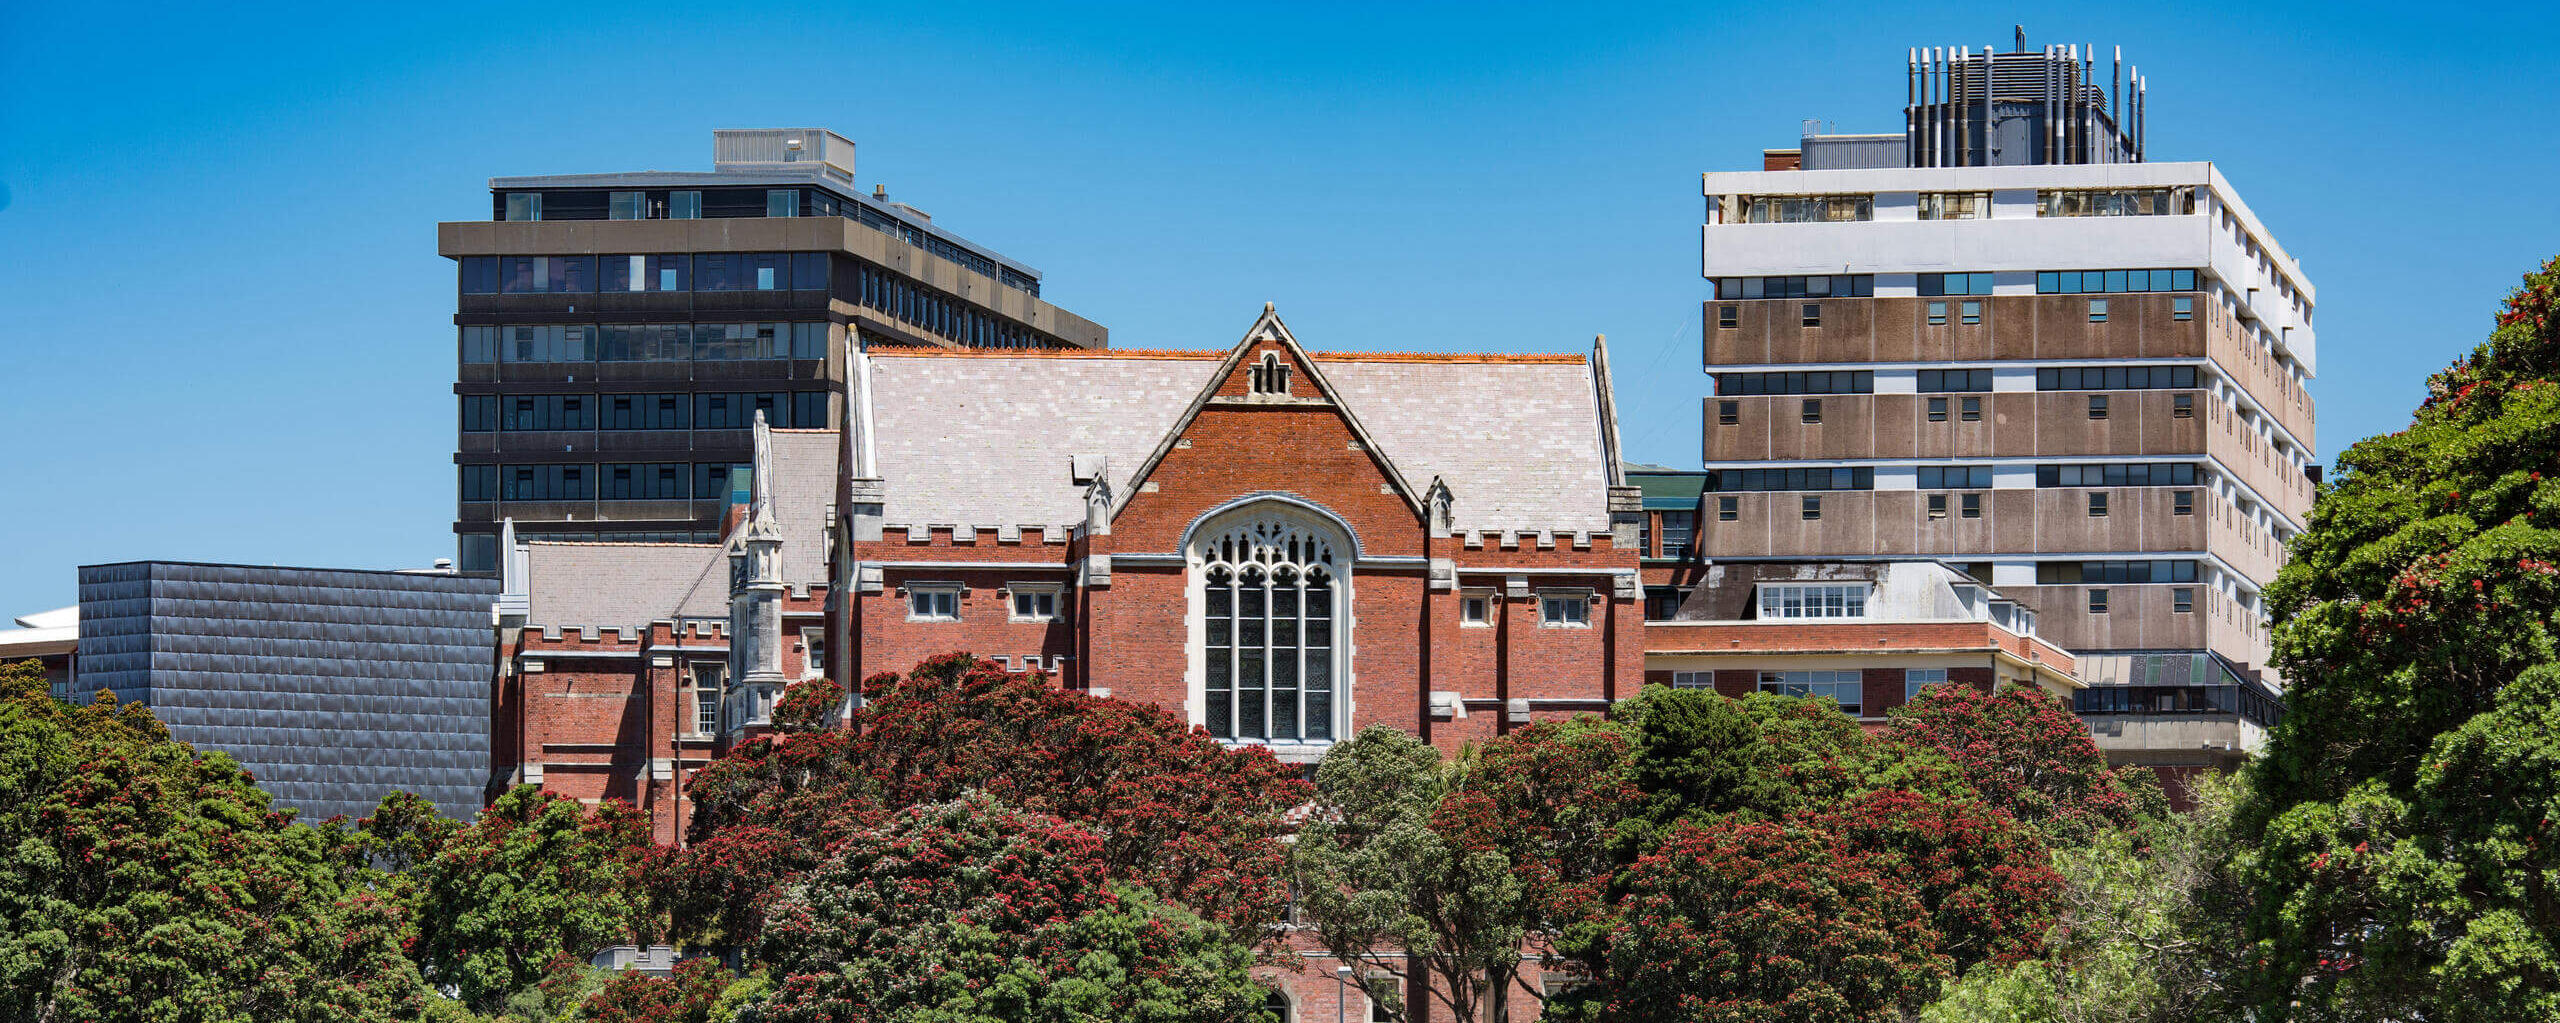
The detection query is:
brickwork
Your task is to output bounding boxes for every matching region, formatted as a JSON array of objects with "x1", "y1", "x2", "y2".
[{"x1": 500, "y1": 595, "x2": 826, "y2": 844}]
